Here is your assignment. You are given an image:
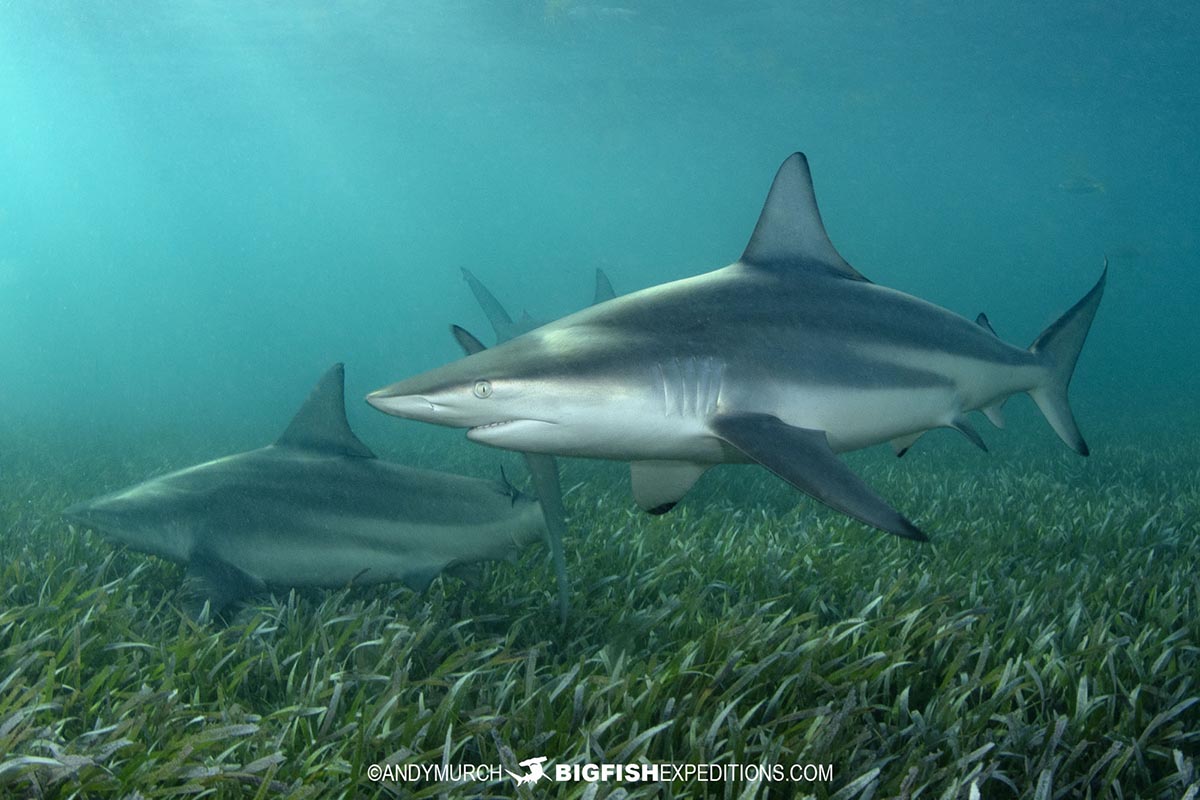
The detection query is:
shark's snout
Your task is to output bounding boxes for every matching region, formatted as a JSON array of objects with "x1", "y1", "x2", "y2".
[
  {"x1": 62, "y1": 499, "x2": 117, "y2": 536},
  {"x1": 365, "y1": 388, "x2": 437, "y2": 419},
  {"x1": 61, "y1": 501, "x2": 93, "y2": 527}
]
